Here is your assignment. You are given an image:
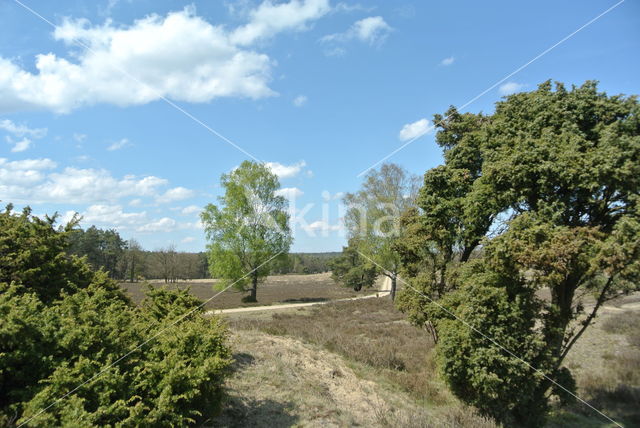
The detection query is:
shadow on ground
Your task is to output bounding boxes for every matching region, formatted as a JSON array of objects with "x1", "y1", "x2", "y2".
[
  {"x1": 205, "y1": 351, "x2": 299, "y2": 427},
  {"x1": 208, "y1": 396, "x2": 299, "y2": 428}
]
